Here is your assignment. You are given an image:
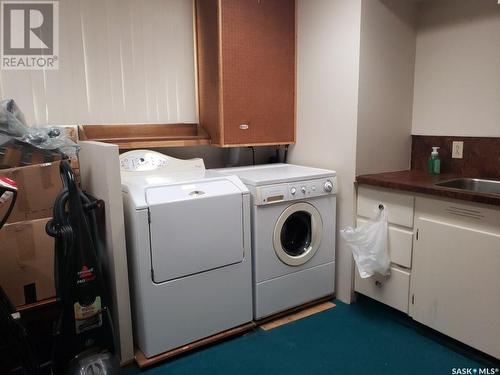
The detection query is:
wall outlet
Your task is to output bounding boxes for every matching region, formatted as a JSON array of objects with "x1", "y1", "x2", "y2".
[{"x1": 452, "y1": 141, "x2": 464, "y2": 159}]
